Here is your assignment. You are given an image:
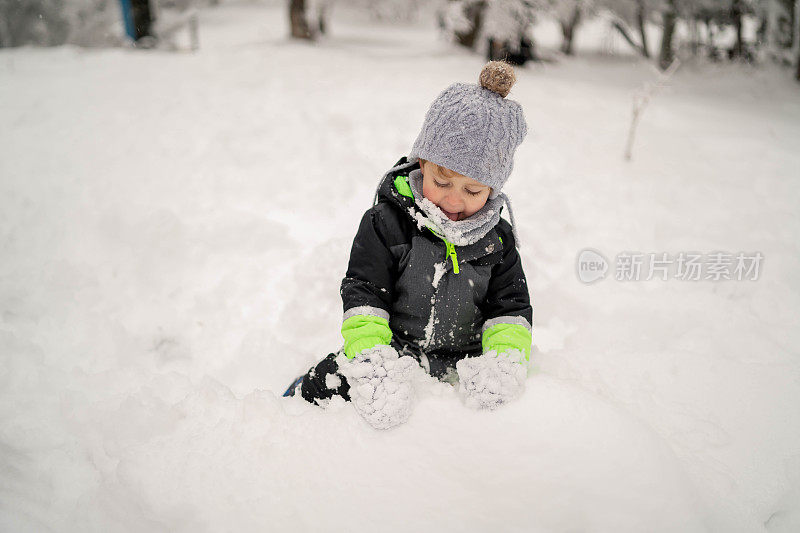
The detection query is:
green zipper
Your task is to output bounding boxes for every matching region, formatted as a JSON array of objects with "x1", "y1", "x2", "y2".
[
  {"x1": 425, "y1": 227, "x2": 459, "y2": 274},
  {"x1": 444, "y1": 240, "x2": 460, "y2": 274}
]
